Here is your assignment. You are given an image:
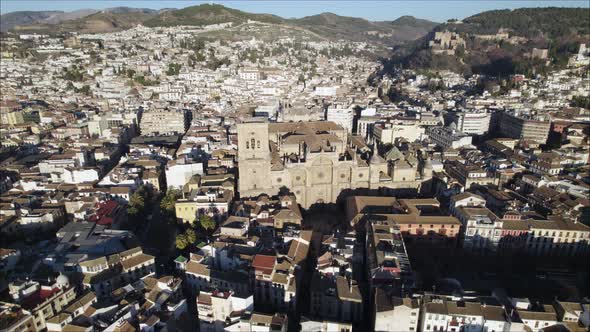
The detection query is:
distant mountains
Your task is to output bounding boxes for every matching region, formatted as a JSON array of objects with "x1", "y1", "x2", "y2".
[
  {"x1": 387, "y1": 7, "x2": 590, "y2": 76},
  {"x1": 4, "y1": 5, "x2": 588, "y2": 76},
  {"x1": 1, "y1": 4, "x2": 437, "y2": 45},
  {"x1": 1, "y1": 10, "x2": 92, "y2": 31},
  {"x1": 1, "y1": 7, "x2": 160, "y2": 33},
  {"x1": 289, "y1": 13, "x2": 437, "y2": 43}
]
